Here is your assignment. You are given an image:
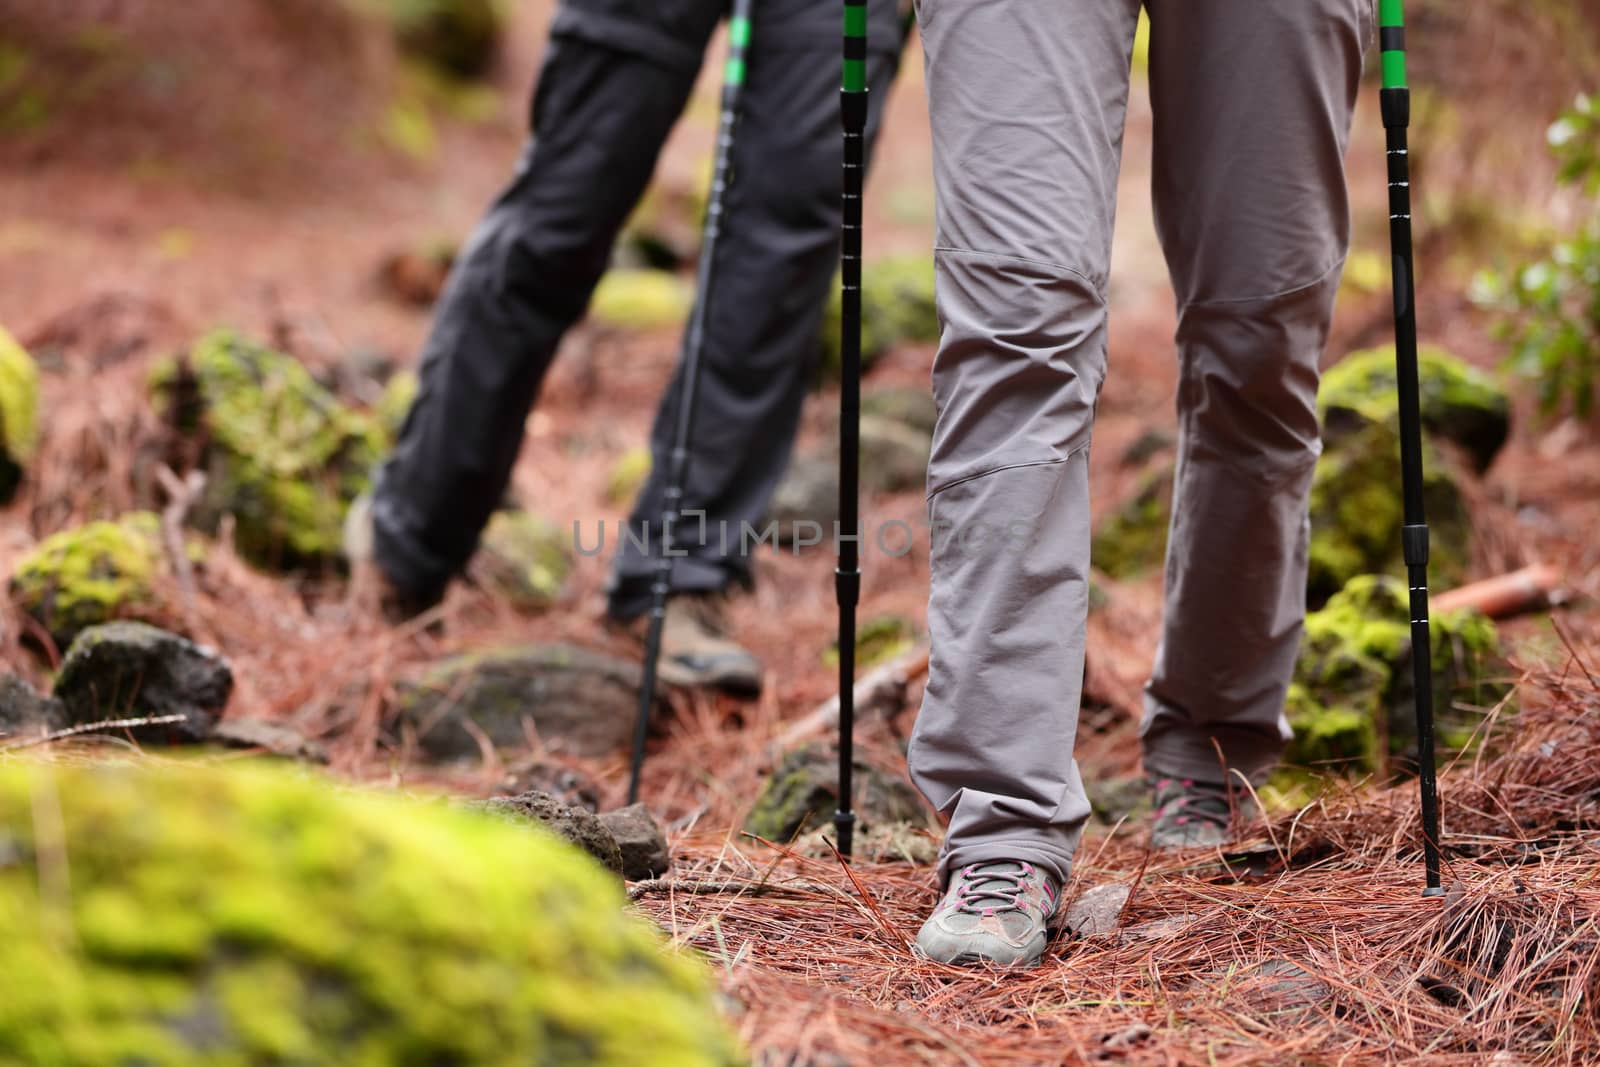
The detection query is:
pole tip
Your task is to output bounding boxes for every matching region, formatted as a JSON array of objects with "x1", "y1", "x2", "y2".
[{"x1": 1421, "y1": 885, "x2": 1446, "y2": 899}]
